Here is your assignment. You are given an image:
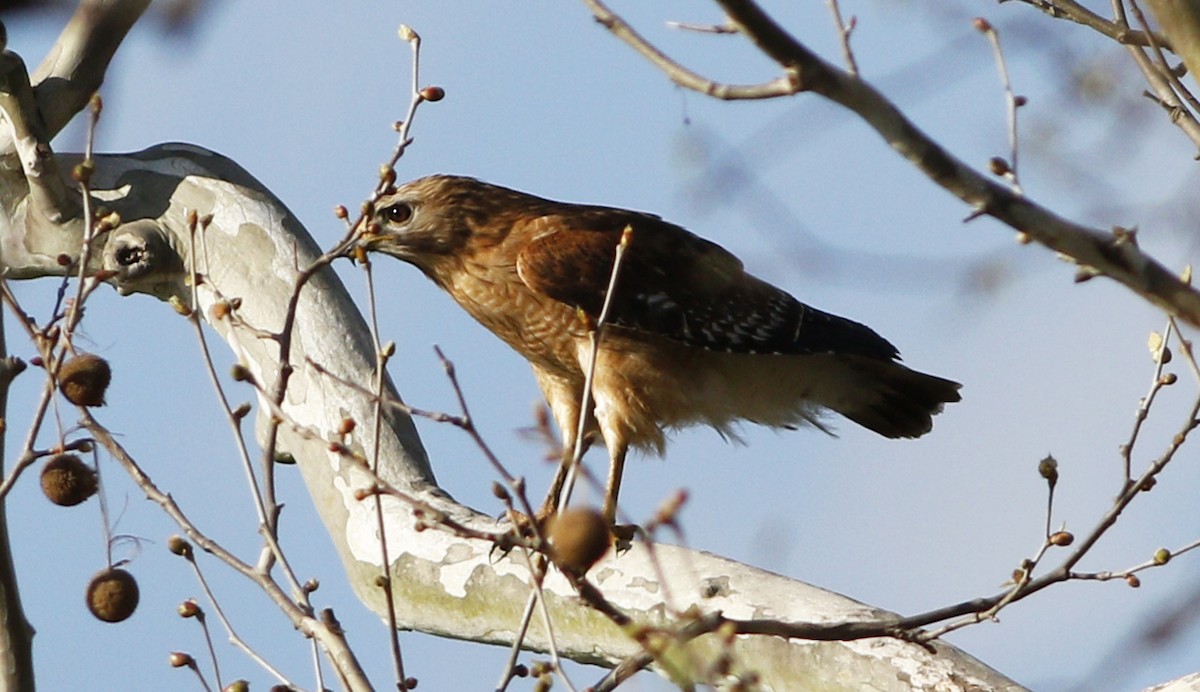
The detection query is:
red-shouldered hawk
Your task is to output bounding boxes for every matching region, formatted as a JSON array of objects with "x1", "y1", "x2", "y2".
[{"x1": 360, "y1": 175, "x2": 960, "y2": 524}]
